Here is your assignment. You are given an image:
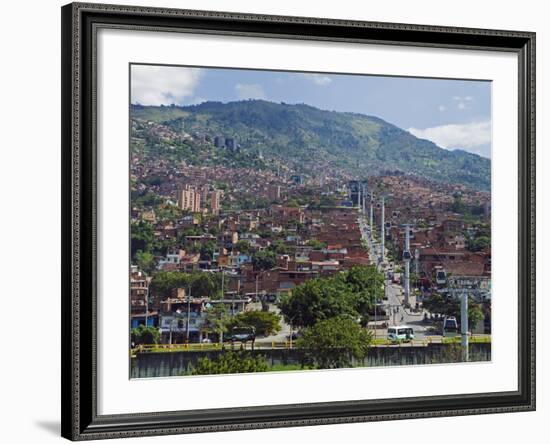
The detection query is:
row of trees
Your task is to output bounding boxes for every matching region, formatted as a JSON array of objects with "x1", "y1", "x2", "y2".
[
  {"x1": 296, "y1": 316, "x2": 372, "y2": 369},
  {"x1": 131, "y1": 325, "x2": 160, "y2": 346},
  {"x1": 131, "y1": 309, "x2": 281, "y2": 346},
  {"x1": 202, "y1": 307, "x2": 281, "y2": 343},
  {"x1": 150, "y1": 270, "x2": 224, "y2": 300},
  {"x1": 134, "y1": 265, "x2": 383, "y2": 370},
  {"x1": 191, "y1": 351, "x2": 269, "y2": 375},
  {"x1": 190, "y1": 316, "x2": 374, "y2": 374},
  {"x1": 191, "y1": 316, "x2": 374, "y2": 373}
]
